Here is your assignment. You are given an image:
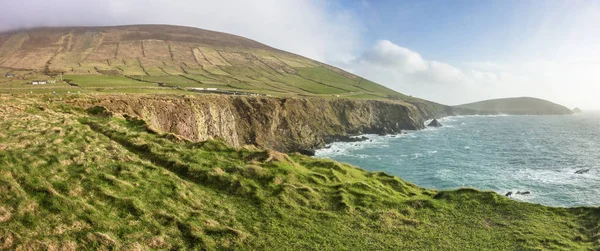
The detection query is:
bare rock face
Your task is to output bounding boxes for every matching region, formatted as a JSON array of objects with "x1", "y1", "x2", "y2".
[
  {"x1": 427, "y1": 119, "x2": 442, "y2": 127},
  {"x1": 71, "y1": 95, "x2": 425, "y2": 152}
]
